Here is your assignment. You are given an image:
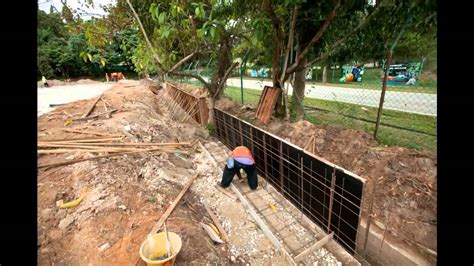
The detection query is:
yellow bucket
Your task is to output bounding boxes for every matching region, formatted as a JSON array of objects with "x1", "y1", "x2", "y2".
[{"x1": 139, "y1": 232, "x2": 182, "y2": 266}]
